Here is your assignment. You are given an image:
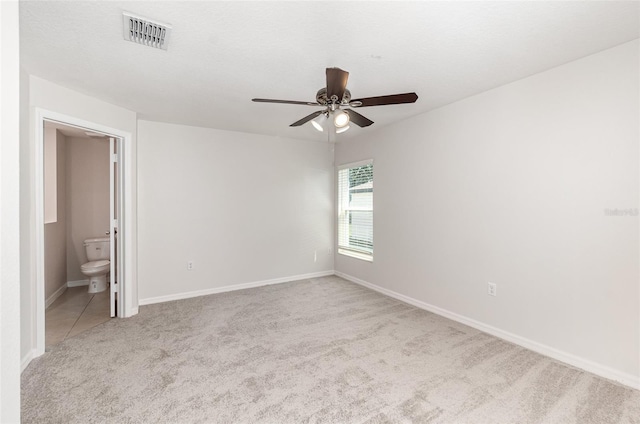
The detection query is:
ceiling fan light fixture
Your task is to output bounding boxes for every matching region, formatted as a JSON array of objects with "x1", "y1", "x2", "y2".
[
  {"x1": 336, "y1": 124, "x2": 350, "y2": 134},
  {"x1": 310, "y1": 113, "x2": 327, "y2": 132},
  {"x1": 311, "y1": 118, "x2": 324, "y2": 132},
  {"x1": 333, "y1": 110, "x2": 350, "y2": 128}
]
